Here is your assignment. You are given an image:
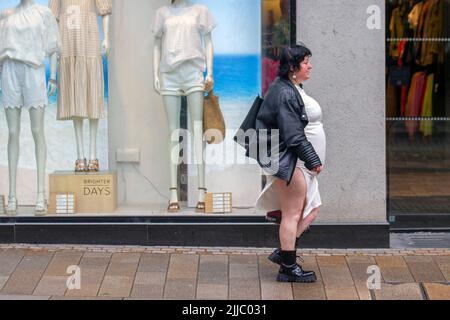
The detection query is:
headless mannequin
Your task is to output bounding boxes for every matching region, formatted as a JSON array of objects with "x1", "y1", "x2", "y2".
[
  {"x1": 153, "y1": 0, "x2": 214, "y2": 210},
  {"x1": 0, "y1": 0, "x2": 58, "y2": 214},
  {"x1": 70, "y1": 14, "x2": 111, "y2": 167}
]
